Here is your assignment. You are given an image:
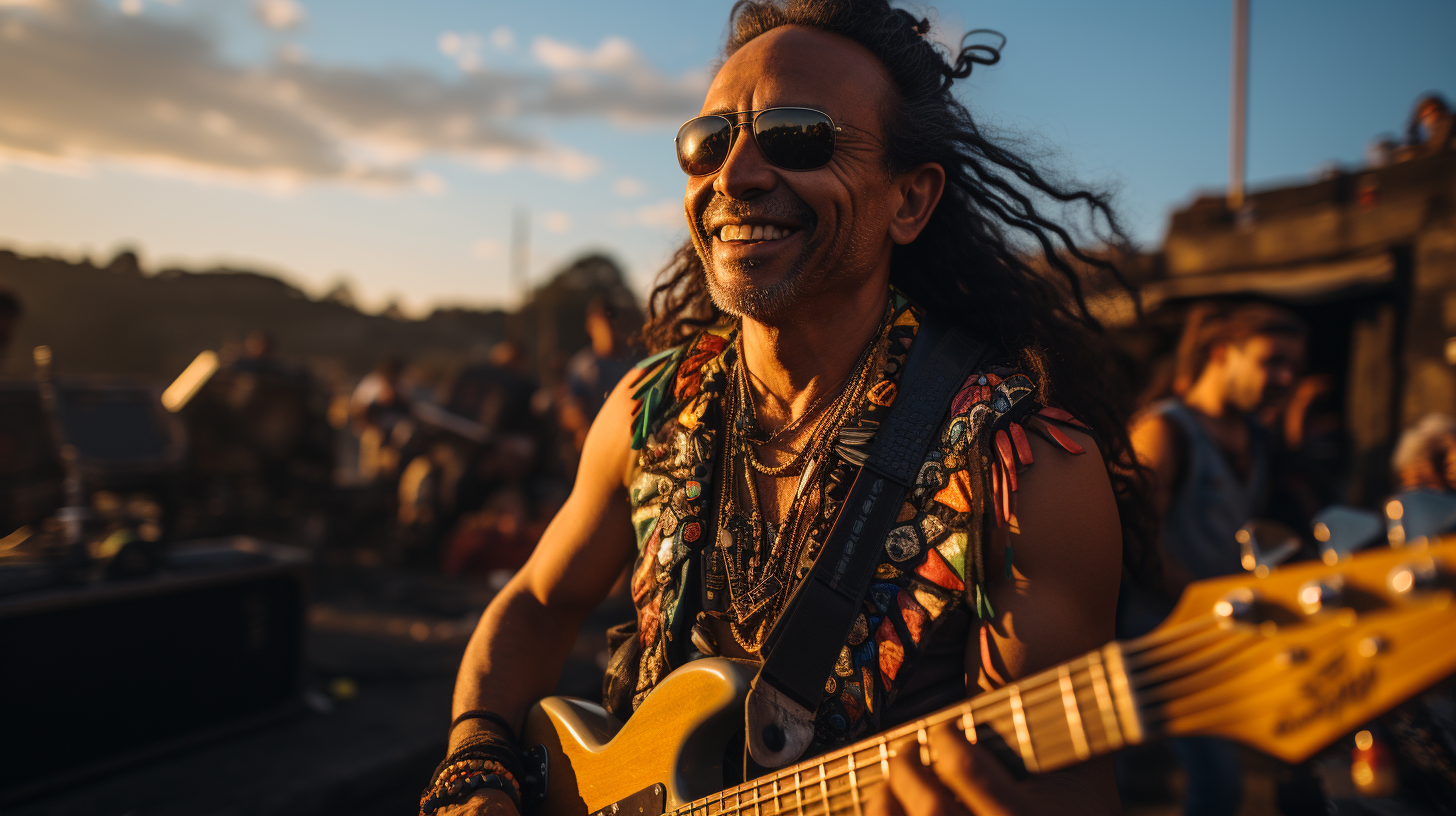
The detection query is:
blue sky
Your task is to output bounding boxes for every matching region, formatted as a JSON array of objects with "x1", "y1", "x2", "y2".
[{"x1": 0, "y1": 0, "x2": 1451, "y2": 315}]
